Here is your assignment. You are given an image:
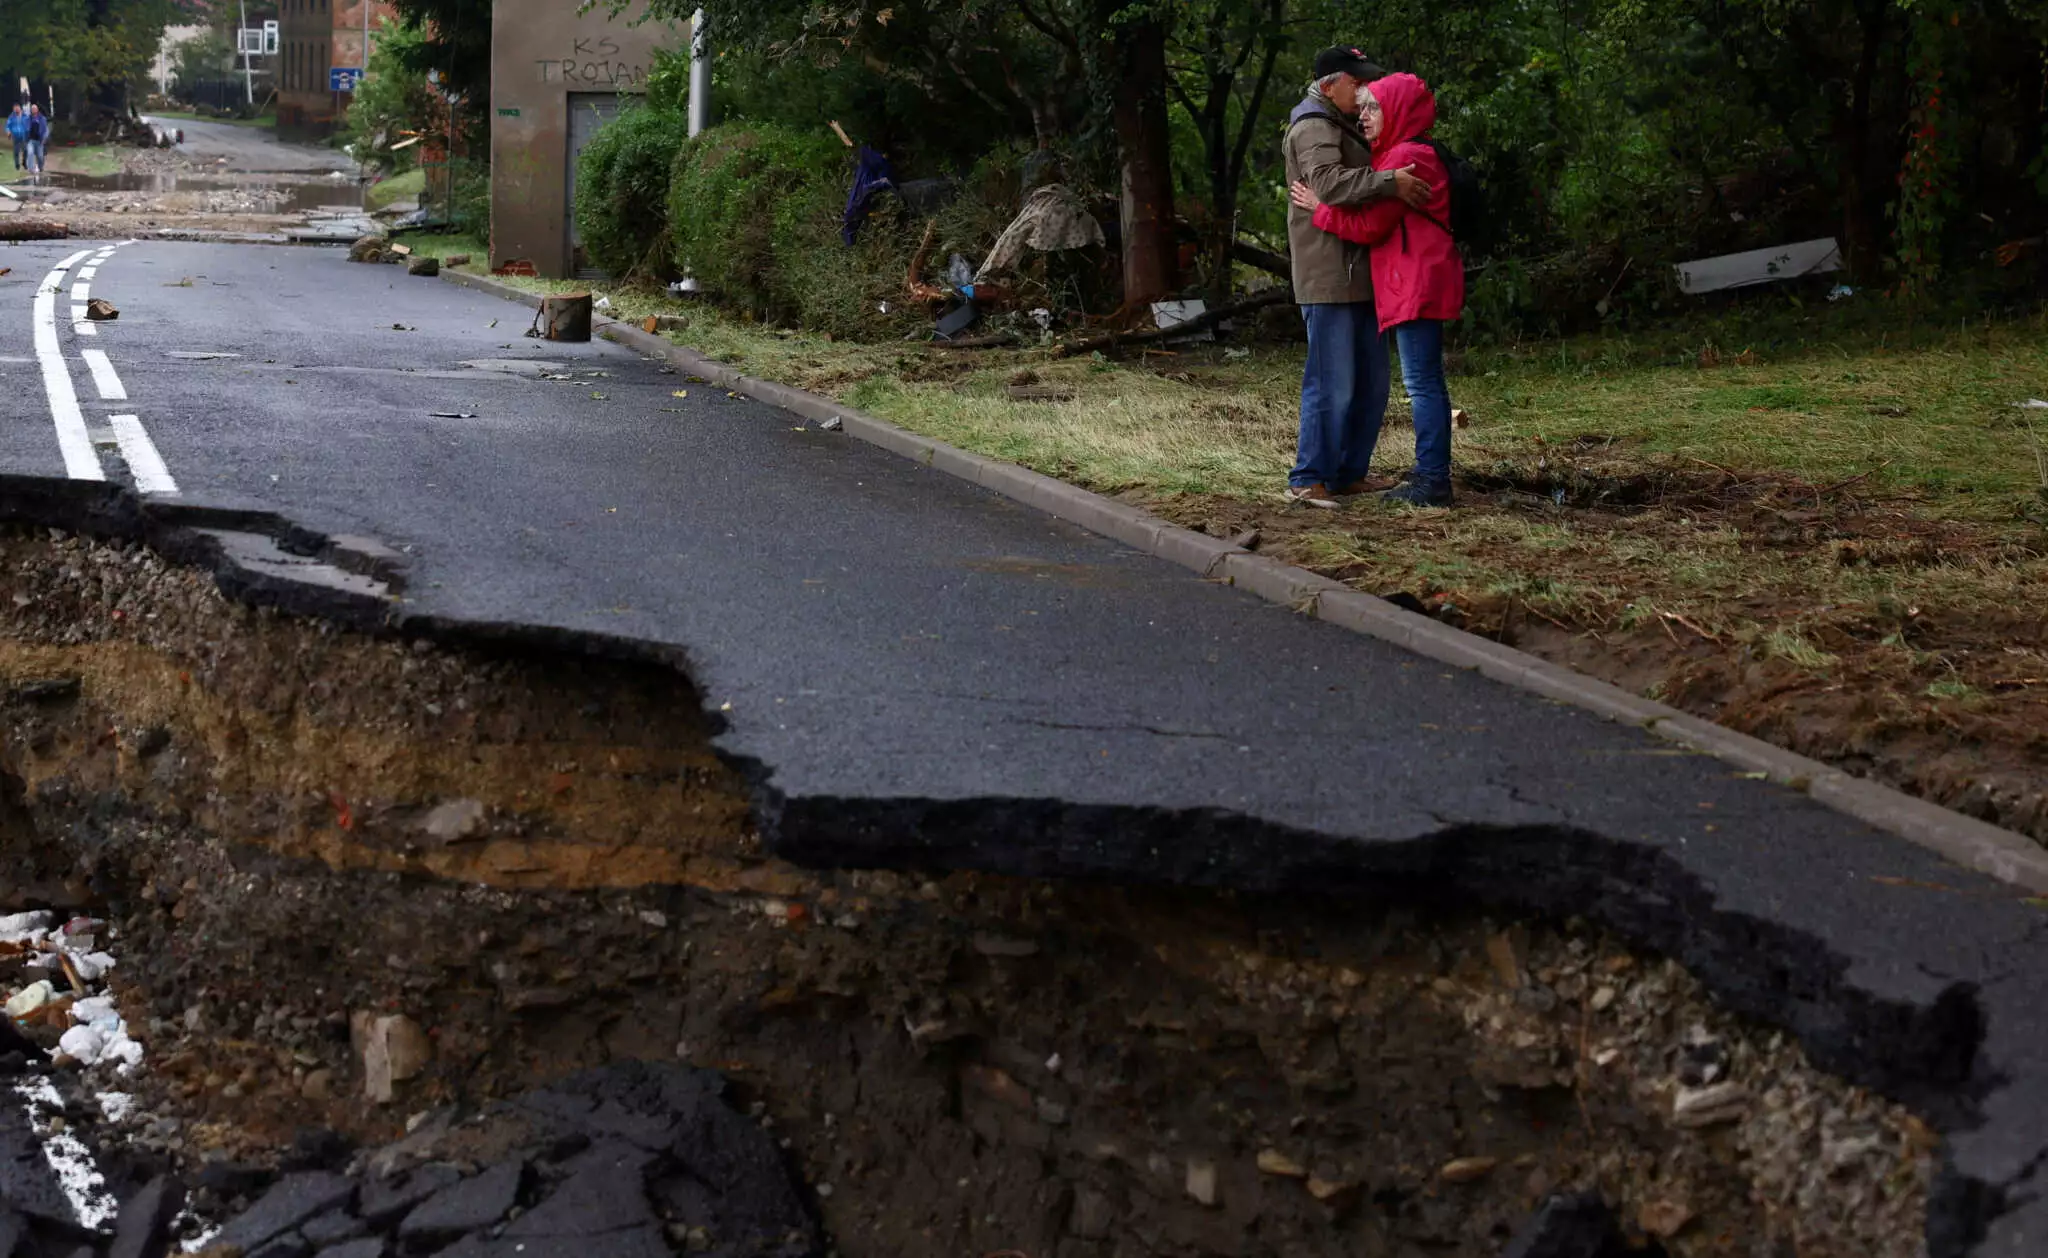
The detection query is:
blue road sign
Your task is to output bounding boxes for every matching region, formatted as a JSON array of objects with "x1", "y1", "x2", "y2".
[{"x1": 331, "y1": 68, "x2": 364, "y2": 93}]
